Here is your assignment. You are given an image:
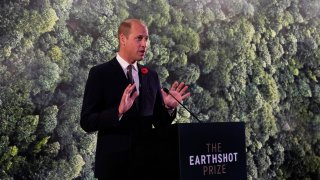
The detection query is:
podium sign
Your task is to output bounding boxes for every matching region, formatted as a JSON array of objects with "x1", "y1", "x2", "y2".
[{"x1": 177, "y1": 122, "x2": 246, "y2": 180}]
